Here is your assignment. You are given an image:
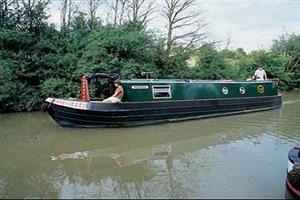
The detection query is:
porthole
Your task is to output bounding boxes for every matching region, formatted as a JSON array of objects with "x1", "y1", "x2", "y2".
[
  {"x1": 239, "y1": 87, "x2": 246, "y2": 94},
  {"x1": 222, "y1": 87, "x2": 229, "y2": 95}
]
